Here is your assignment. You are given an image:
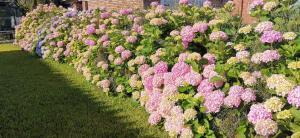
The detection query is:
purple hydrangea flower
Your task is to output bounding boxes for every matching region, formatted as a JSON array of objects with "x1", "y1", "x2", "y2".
[
  {"x1": 287, "y1": 86, "x2": 300, "y2": 108},
  {"x1": 86, "y1": 24, "x2": 96, "y2": 35},
  {"x1": 247, "y1": 104, "x2": 272, "y2": 124},
  {"x1": 84, "y1": 39, "x2": 95, "y2": 46},
  {"x1": 260, "y1": 30, "x2": 283, "y2": 43}
]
